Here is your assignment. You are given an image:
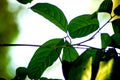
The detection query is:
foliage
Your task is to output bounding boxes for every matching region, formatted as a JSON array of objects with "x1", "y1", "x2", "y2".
[{"x1": 1, "y1": 0, "x2": 120, "y2": 80}]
